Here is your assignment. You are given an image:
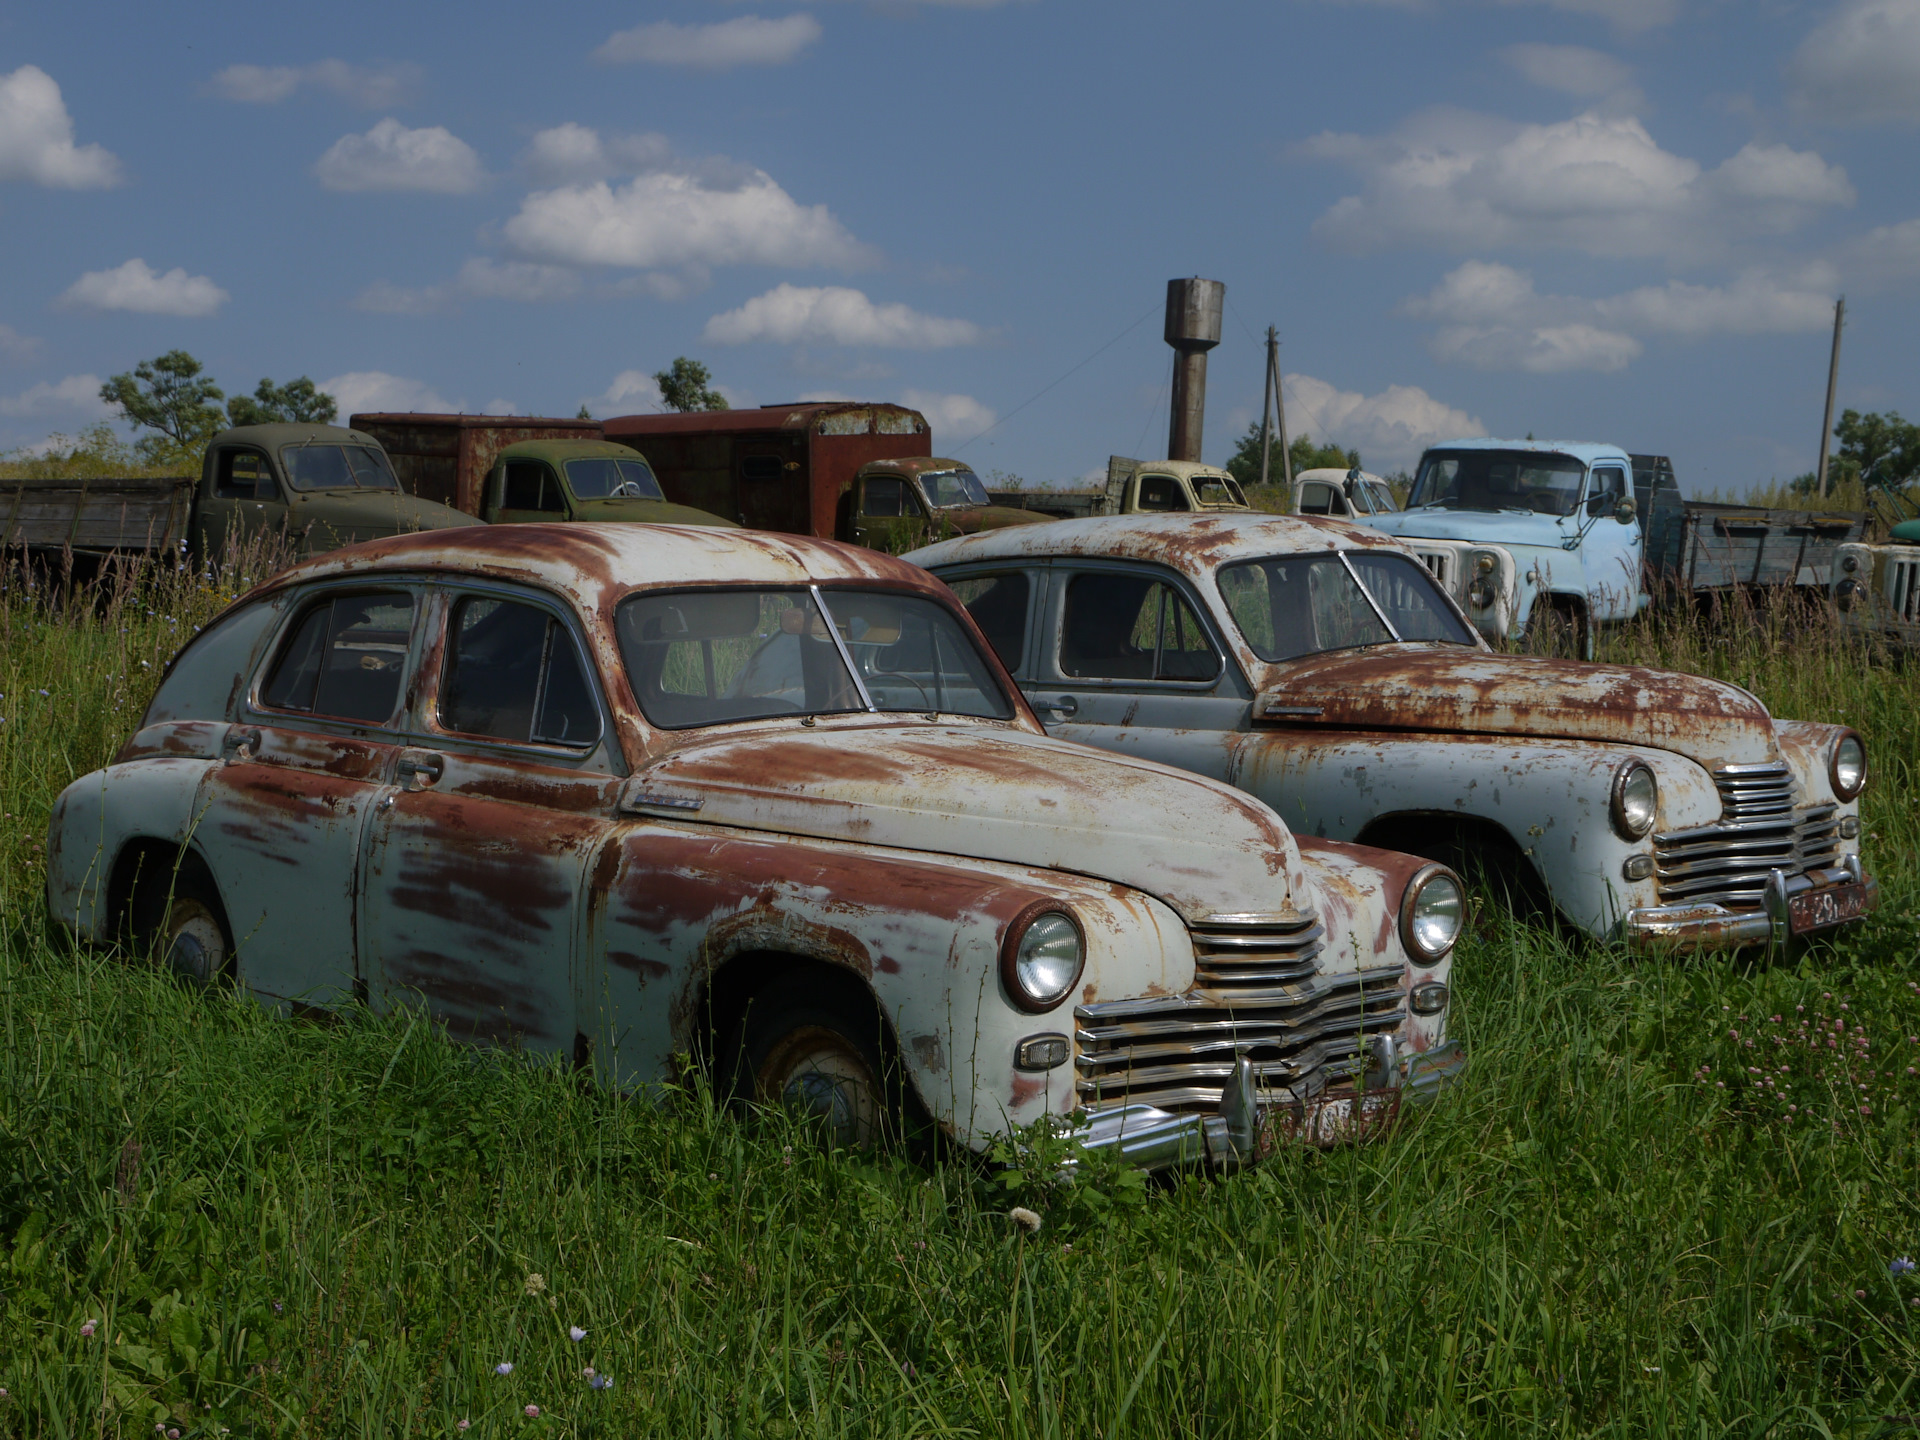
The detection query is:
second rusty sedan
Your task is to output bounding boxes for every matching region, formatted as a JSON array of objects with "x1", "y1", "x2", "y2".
[{"x1": 46, "y1": 525, "x2": 1465, "y2": 1168}]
